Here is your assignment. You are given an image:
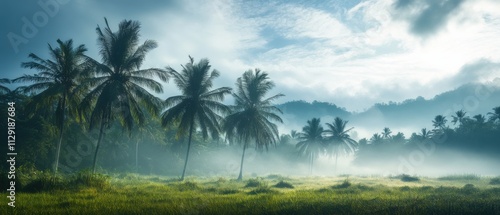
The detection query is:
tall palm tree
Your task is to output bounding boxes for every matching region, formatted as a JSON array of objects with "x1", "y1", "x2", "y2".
[
  {"x1": 382, "y1": 127, "x2": 392, "y2": 139},
  {"x1": 418, "y1": 128, "x2": 432, "y2": 140},
  {"x1": 432, "y1": 115, "x2": 447, "y2": 130},
  {"x1": 224, "y1": 69, "x2": 283, "y2": 180},
  {"x1": 80, "y1": 18, "x2": 168, "y2": 173},
  {"x1": 0, "y1": 78, "x2": 11, "y2": 94},
  {"x1": 296, "y1": 118, "x2": 325, "y2": 175},
  {"x1": 451, "y1": 110, "x2": 468, "y2": 126},
  {"x1": 324, "y1": 117, "x2": 357, "y2": 173},
  {"x1": 161, "y1": 56, "x2": 231, "y2": 181},
  {"x1": 488, "y1": 106, "x2": 500, "y2": 123},
  {"x1": 370, "y1": 133, "x2": 383, "y2": 145},
  {"x1": 14, "y1": 39, "x2": 87, "y2": 175},
  {"x1": 391, "y1": 132, "x2": 406, "y2": 143}
]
